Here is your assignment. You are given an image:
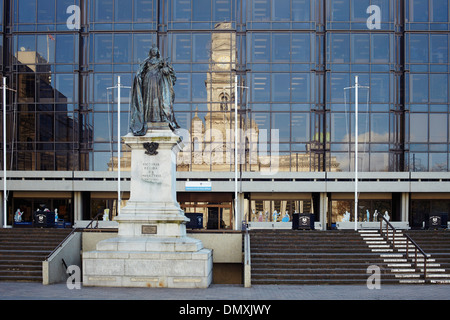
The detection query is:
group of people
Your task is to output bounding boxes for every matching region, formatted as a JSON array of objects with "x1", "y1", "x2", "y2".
[
  {"x1": 341, "y1": 209, "x2": 390, "y2": 222},
  {"x1": 14, "y1": 205, "x2": 60, "y2": 223},
  {"x1": 251, "y1": 209, "x2": 293, "y2": 223}
]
